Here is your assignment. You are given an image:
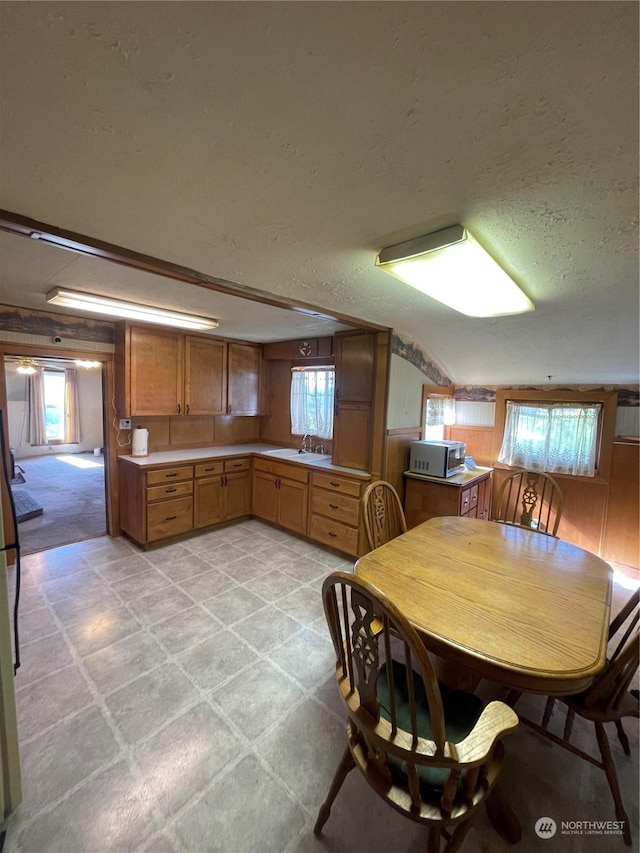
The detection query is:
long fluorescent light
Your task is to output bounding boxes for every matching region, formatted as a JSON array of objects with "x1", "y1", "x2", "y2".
[
  {"x1": 46, "y1": 288, "x2": 219, "y2": 331},
  {"x1": 376, "y1": 225, "x2": 534, "y2": 317}
]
